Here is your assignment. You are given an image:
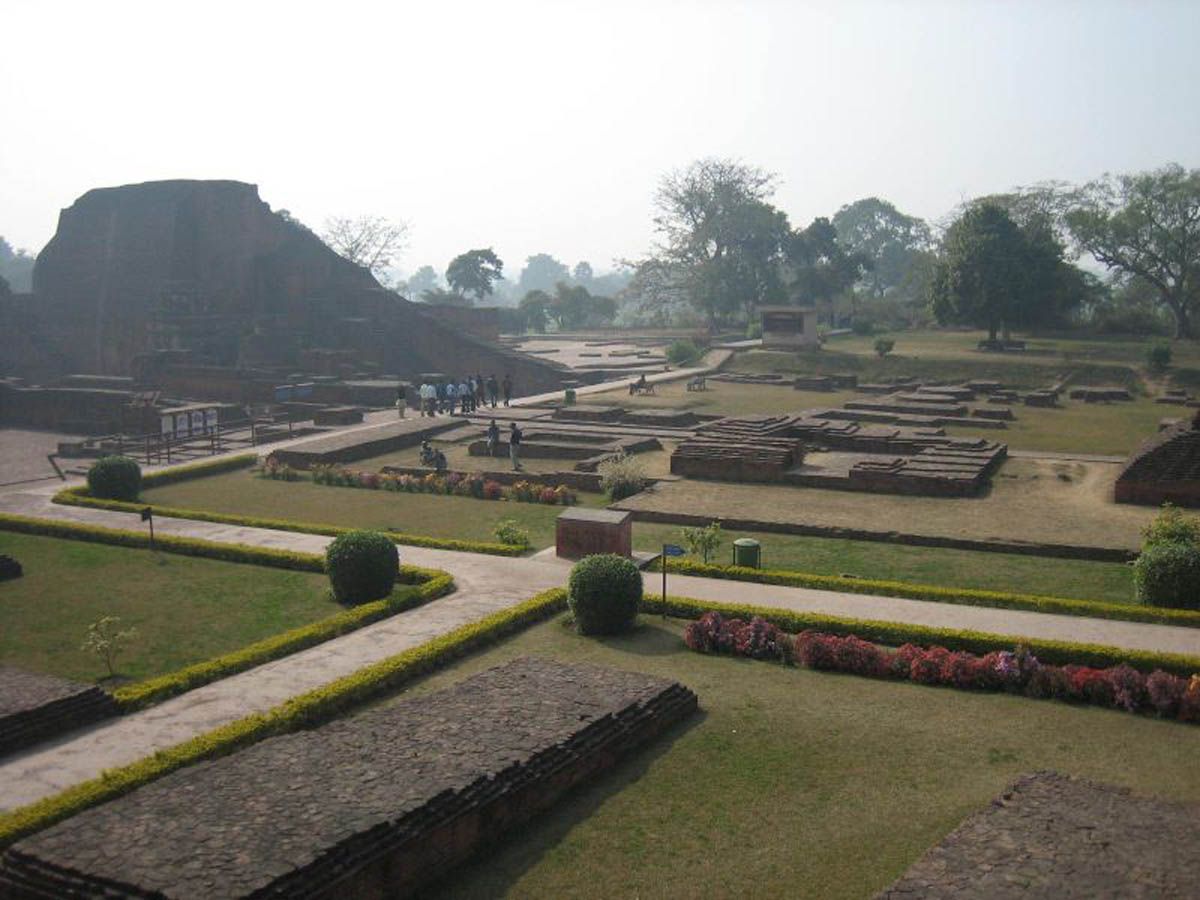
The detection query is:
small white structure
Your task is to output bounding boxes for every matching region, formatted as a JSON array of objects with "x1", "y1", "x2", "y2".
[{"x1": 760, "y1": 306, "x2": 819, "y2": 350}]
